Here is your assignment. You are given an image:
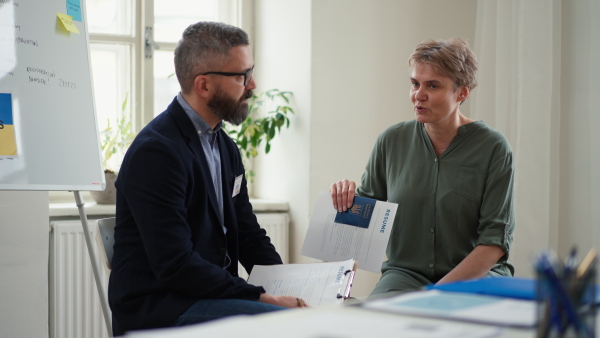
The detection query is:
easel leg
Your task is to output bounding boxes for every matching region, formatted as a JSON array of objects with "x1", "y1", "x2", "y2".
[{"x1": 73, "y1": 191, "x2": 113, "y2": 337}]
